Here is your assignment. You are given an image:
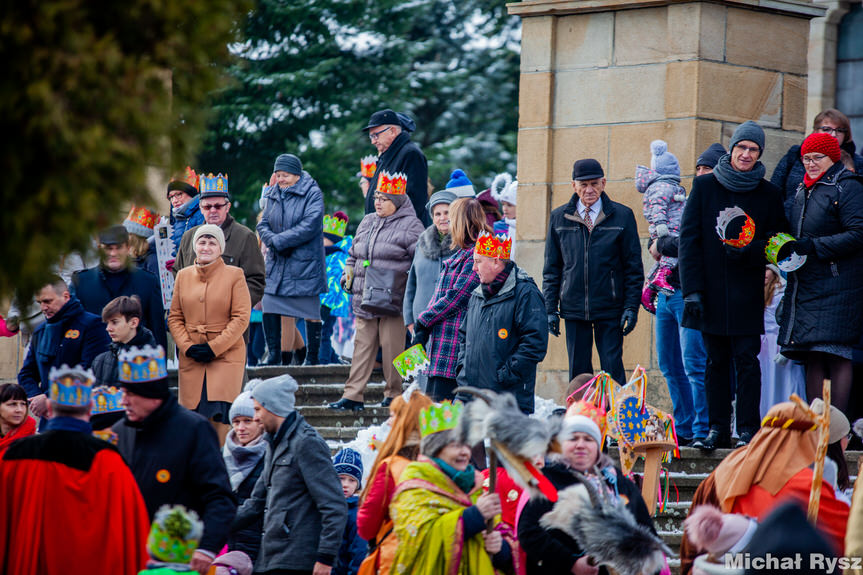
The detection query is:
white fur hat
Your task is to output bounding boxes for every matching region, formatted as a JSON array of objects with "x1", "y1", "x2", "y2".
[{"x1": 491, "y1": 173, "x2": 517, "y2": 206}]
